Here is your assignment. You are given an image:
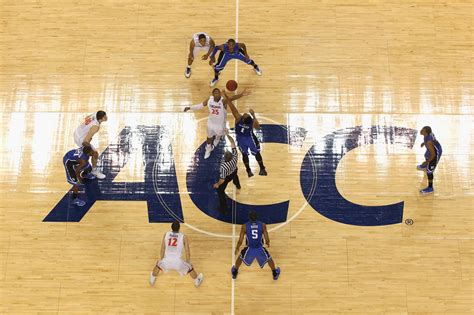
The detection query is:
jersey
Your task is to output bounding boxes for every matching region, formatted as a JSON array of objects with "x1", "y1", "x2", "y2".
[
  {"x1": 74, "y1": 113, "x2": 100, "y2": 144},
  {"x1": 207, "y1": 96, "x2": 226, "y2": 127},
  {"x1": 63, "y1": 147, "x2": 90, "y2": 165},
  {"x1": 163, "y1": 231, "x2": 185, "y2": 259},
  {"x1": 223, "y1": 42, "x2": 240, "y2": 55},
  {"x1": 245, "y1": 221, "x2": 264, "y2": 248},
  {"x1": 63, "y1": 147, "x2": 91, "y2": 186},
  {"x1": 193, "y1": 32, "x2": 211, "y2": 48},
  {"x1": 235, "y1": 117, "x2": 253, "y2": 138},
  {"x1": 423, "y1": 133, "x2": 442, "y2": 160}
]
